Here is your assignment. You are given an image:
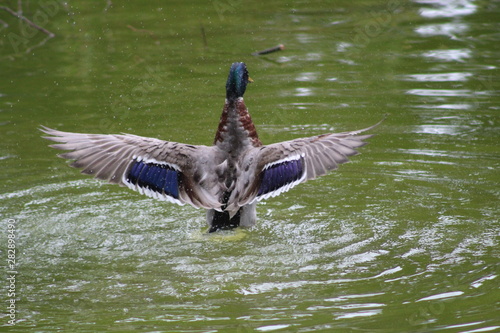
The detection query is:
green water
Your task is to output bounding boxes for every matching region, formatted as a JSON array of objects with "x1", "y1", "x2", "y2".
[{"x1": 1, "y1": 1, "x2": 499, "y2": 332}]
